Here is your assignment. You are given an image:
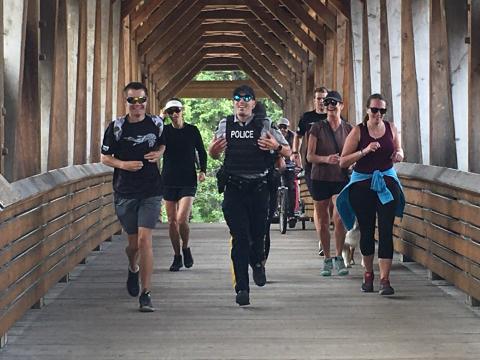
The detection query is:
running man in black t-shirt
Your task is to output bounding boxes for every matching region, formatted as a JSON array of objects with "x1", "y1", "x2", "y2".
[
  {"x1": 101, "y1": 82, "x2": 164, "y2": 312},
  {"x1": 161, "y1": 98, "x2": 207, "y2": 272}
]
